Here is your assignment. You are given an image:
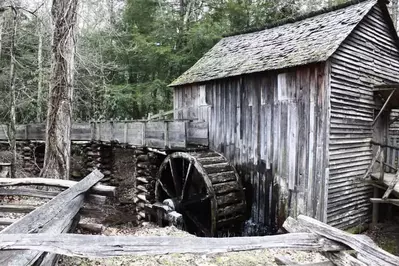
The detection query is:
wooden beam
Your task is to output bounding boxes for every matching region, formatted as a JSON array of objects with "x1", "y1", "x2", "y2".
[
  {"x1": 297, "y1": 215, "x2": 399, "y2": 266},
  {"x1": 0, "y1": 232, "x2": 345, "y2": 258},
  {"x1": 372, "y1": 89, "x2": 396, "y2": 127},
  {"x1": 0, "y1": 188, "x2": 58, "y2": 198},
  {"x1": 370, "y1": 198, "x2": 399, "y2": 207},
  {"x1": 0, "y1": 218, "x2": 103, "y2": 233},
  {"x1": 0, "y1": 170, "x2": 104, "y2": 266},
  {"x1": 0, "y1": 204, "x2": 104, "y2": 218},
  {"x1": 0, "y1": 177, "x2": 115, "y2": 196},
  {"x1": 283, "y1": 217, "x2": 371, "y2": 266},
  {"x1": 382, "y1": 171, "x2": 399, "y2": 199},
  {"x1": 0, "y1": 188, "x2": 107, "y2": 205},
  {"x1": 362, "y1": 146, "x2": 381, "y2": 179}
]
